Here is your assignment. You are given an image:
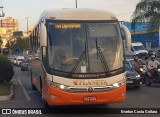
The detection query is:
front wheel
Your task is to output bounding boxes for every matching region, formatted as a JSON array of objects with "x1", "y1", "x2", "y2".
[
  {"x1": 43, "y1": 99, "x2": 51, "y2": 109},
  {"x1": 145, "y1": 77, "x2": 152, "y2": 86},
  {"x1": 31, "y1": 83, "x2": 37, "y2": 90}
]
